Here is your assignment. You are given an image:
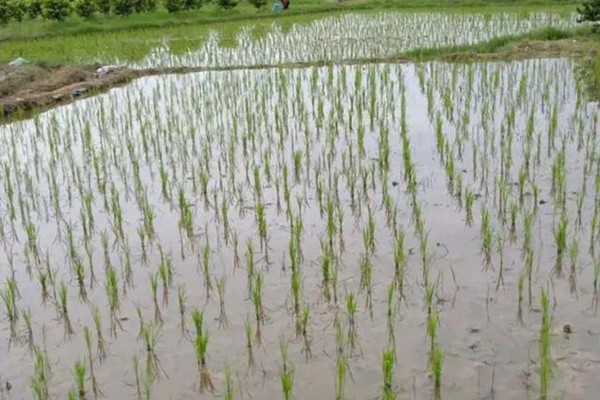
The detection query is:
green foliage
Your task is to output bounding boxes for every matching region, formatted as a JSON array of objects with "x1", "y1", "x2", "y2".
[
  {"x1": 577, "y1": 0, "x2": 600, "y2": 32},
  {"x1": 112, "y1": 0, "x2": 134, "y2": 16},
  {"x1": 182, "y1": 0, "x2": 201, "y2": 9},
  {"x1": 42, "y1": 0, "x2": 70, "y2": 20},
  {"x1": 248, "y1": 0, "x2": 267, "y2": 10},
  {"x1": 26, "y1": 0, "x2": 42, "y2": 18},
  {"x1": 163, "y1": 0, "x2": 183, "y2": 13},
  {"x1": 216, "y1": 0, "x2": 237, "y2": 10},
  {"x1": 0, "y1": 0, "x2": 12, "y2": 24},
  {"x1": 95, "y1": 0, "x2": 109, "y2": 13},
  {"x1": 75, "y1": 0, "x2": 96, "y2": 18},
  {"x1": 9, "y1": 0, "x2": 27, "y2": 21}
]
